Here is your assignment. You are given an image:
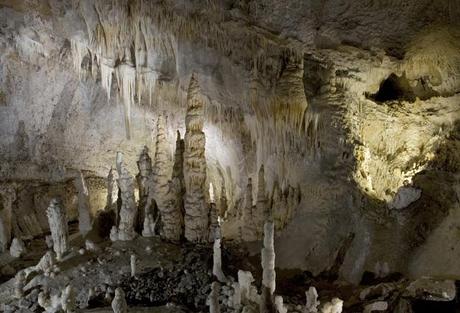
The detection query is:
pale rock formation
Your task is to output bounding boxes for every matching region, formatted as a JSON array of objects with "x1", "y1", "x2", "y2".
[
  {"x1": 260, "y1": 221, "x2": 276, "y2": 313},
  {"x1": 0, "y1": 185, "x2": 15, "y2": 252},
  {"x1": 115, "y1": 152, "x2": 138, "y2": 241},
  {"x1": 208, "y1": 203, "x2": 219, "y2": 242},
  {"x1": 213, "y1": 231, "x2": 227, "y2": 283},
  {"x1": 61, "y1": 285, "x2": 76, "y2": 313},
  {"x1": 74, "y1": 171, "x2": 92, "y2": 236},
  {"x1": 25, "y1": 250, "x2": 58, "y2": 277},
  {"x1": 85, "y1": 239, "x2": 100, "y2": 253},
  {"x1": 38, "y1": 288, "x2": 61, "y2": 313},
  {"x1": 363, "y1": 301, "x2": 388, "y2": 313},
  {"x1": 45, "y1": 235, "x2": 54, "y2": 249},
  {"x1": 405, "y1": 278, "x2": 456, "y2": 301},
  {"x1": 305, "y1": 286, "x2": 320, "y2": 313},
  {"x1": 389, "y1": 186, "x2": 422, "y2": 210},
  {"x1": 183, "y1": 75, "x2": 209, "y2": 242},
  {"x1": 275, "y1": 296, "x2": 288, "y2": 313},
  {"x1": 46, "y1": 198, "x2": 69, "y2": 260},
  {"x1": 320, "y1": 298, "x2": 343, "y2": 313},
  {"x1": 241, "y1": 178, "x2": 257, "y2": 241},
  {"x1": 105, "y1": 167, "x2": 118, "y2": 211},
  {"x1": 9, "y1": 237, "x2": 26, "y2": 258},
  {"x1": 112, "y1": 288, "x2": 128, "y2": 313},
  {"x1": 208, "y1": 281, "x2": 221, "y2": 313},
  {"x1": 142, "y1": 213, "x2": 157, "y2": 237},
  {"x1": 136, "y1": 146, "x2": 156, "y2": 235},
  {"x1": 131, "y1": 254, "x2": 137, "y2": 277},
  {"x1": 14, "y1": 270, "x2": 26, "y2": 299},
  {"x1": 236, "y1": 270, "x2": 260, "y2": 305}
]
